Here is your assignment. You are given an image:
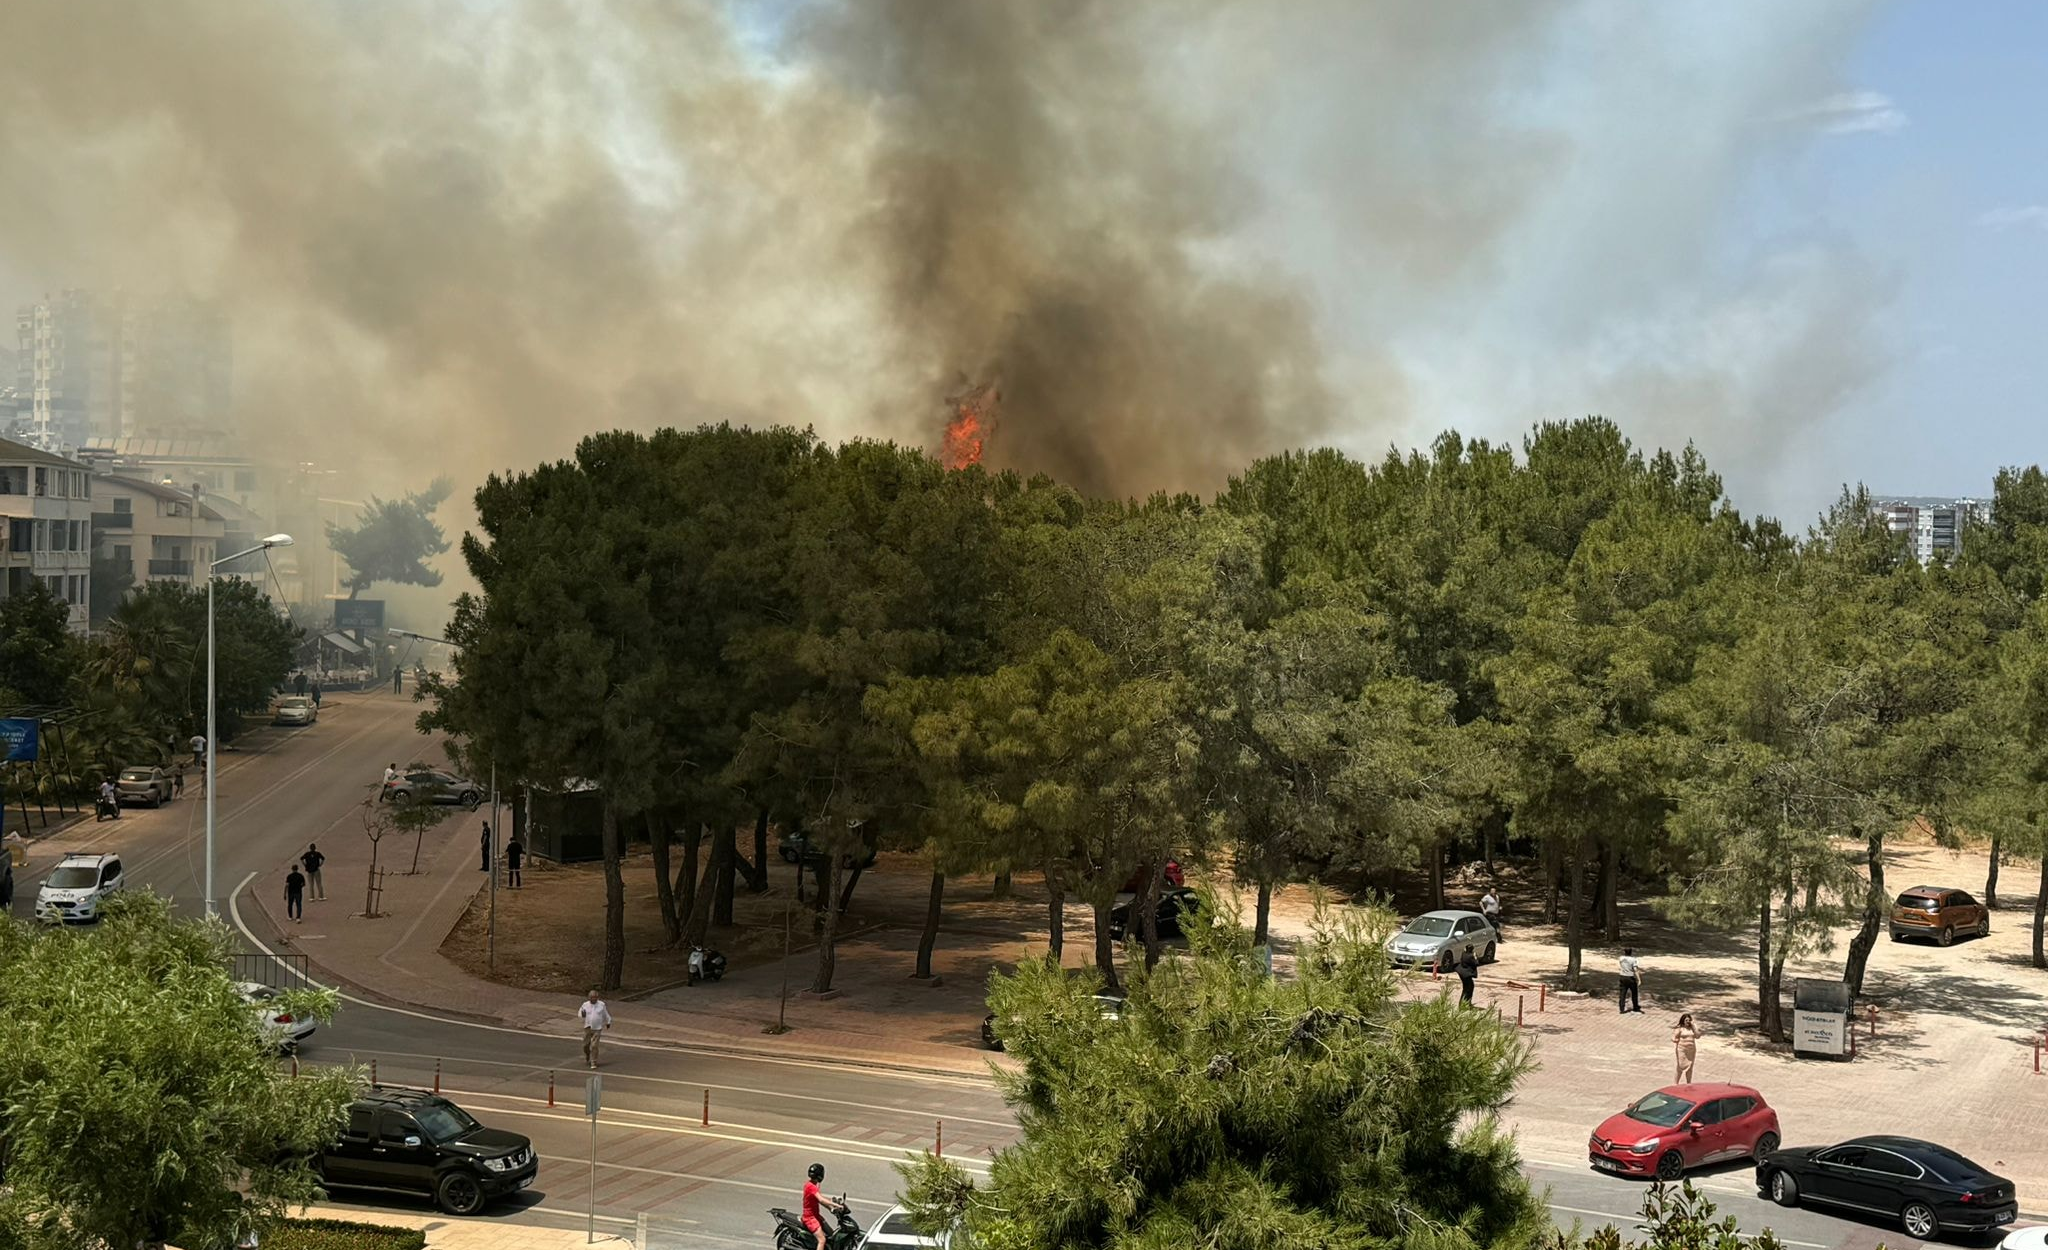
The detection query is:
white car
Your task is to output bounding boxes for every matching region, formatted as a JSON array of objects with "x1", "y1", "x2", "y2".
[
  {"x1": 1386, "y1": 909, "x2": 1500, "y2": 969},
  {"x1": 239, "y1": 982, "x2": 317, "y2": 1050},
  {"x1": 1999, "y1": 1227, "x2": 2047, "y2": 1250},
  {"x1": 274, "y1": 696, "x2": 317, "y2": 726},
  {"x1": 35, "y1": 852, "x2": 125, "y2": 925},
  {"x1": 861, "y1": 1205, "x2": 949, "y2": 1250}
]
